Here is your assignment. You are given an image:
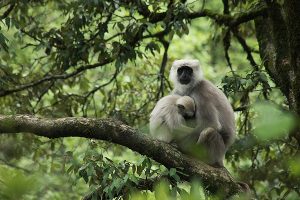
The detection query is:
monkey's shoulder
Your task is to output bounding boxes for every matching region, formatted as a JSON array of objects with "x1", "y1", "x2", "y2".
[
  {"x1": 192, "y1": 80, "x2": 233, "y2": 115},
  {"x1": 196, "y1": 80, "x2": 228, "y2": 99}
]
